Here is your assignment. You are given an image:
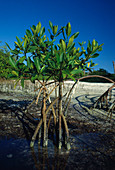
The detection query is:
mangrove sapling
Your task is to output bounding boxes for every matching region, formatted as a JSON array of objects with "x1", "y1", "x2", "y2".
[
  {"x1": 107, "y1": 100, "x2": 115, "y2": 121},
  {"x1": 93, "y1": 83, "x2": 115, "y2": 109},
  {"x1": 76, "y1": 75, "x2": 115, "y2": 120},
  {"x1": 7, "y1": 21, "x2": 103, "y2": 150}
]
